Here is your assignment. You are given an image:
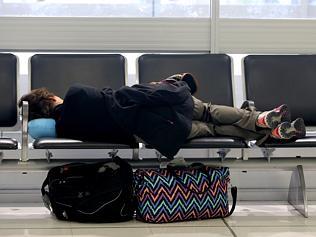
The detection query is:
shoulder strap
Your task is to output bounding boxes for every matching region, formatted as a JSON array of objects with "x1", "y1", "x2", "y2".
[
  {"x1": 226, "y1": 186, "x2": 237, "y2": 217},
  {"x1": 41, "y1": 177, "x2": 48, "y2": 196},
  {"x1": 41, "y1": 177, "x2": 52, "y2": 211}
]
